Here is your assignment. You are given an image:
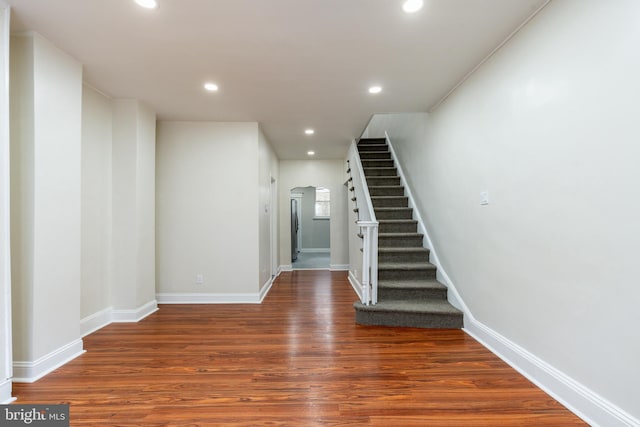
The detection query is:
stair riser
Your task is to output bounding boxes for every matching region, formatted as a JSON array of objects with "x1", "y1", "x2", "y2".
[
  {"x1": 378, "y1": 250, "x2": 429, "y2": 263},
  {"x1": 375, "y1": 209, "x2": 413, "y2": 220},
  {"x1": 378, "y1": 268, "x2": 436, "y2": 281},
  {"x1": 379, "y1": 222, "x2": 418, "y2": 234},
  {"x1": 358, "y1": 145, "x2": 389, "y2": 152},
  {"x1": 378, "y1": 287, "x2": 447, "y2": 301},
  {"x1": 366, "y1": 177, "x2": 400, "y2": 186},
  {"x1": 372, "y1": 197, "x2": 408, "y2": 208},
  {"x1": 369, "y1": 187, "x2": 405, "y2": 197},
  {"x1": 359, "y1": 152, "x2": 391, "y2": 160},
  {"x1": 364, "y1": 168, "x2": 397, "y2": 177},
  {"x1": 358, "y1": 138, "x2": 386, "y2": 145},
  {"x1": 355, "y1": 310, "x2": 463, "y2": 329},
  {"x1": 362, "y1": 160, "x2": 395, "y2": 168},
  {"x1": 379, "y1": 235, "x2": 423, "y2": 247}
]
